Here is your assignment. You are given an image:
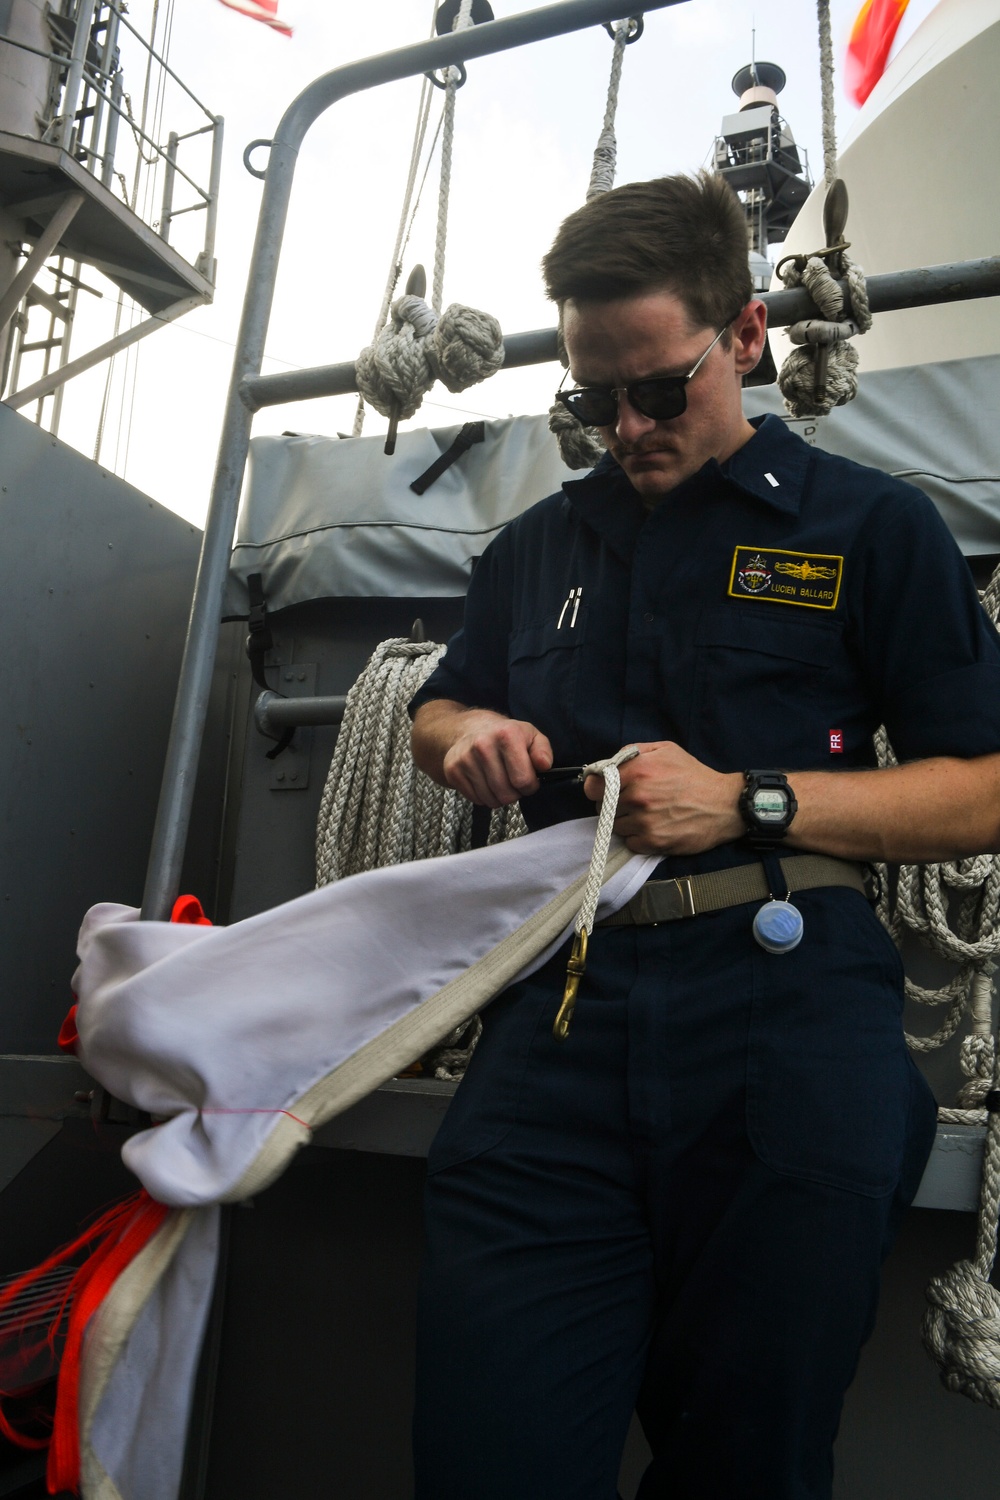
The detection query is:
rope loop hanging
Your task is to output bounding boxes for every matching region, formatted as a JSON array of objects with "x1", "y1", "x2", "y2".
[
  {"x1": 867, "y1": 562, "x2": 1000, "y2": 1405},
  {"x1": 552, "y1": 746, "x2": 639, "y2": 1041},
  {"x1": 776, "y1": 1, "x2": 872, "y2": 419},
  {"x1": 354, "y1": 0, "x2": 504, "y2": 450},
  {"x1": 549, "y1": 16, "x2": 642, "y2": 472}
]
